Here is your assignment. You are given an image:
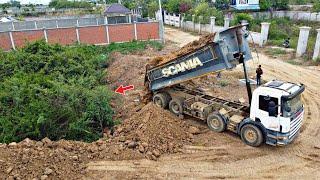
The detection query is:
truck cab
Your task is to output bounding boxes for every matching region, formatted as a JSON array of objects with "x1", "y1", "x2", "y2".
[{"x1": 247, "y1": 80, "x2": 305, "y2": 146}]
